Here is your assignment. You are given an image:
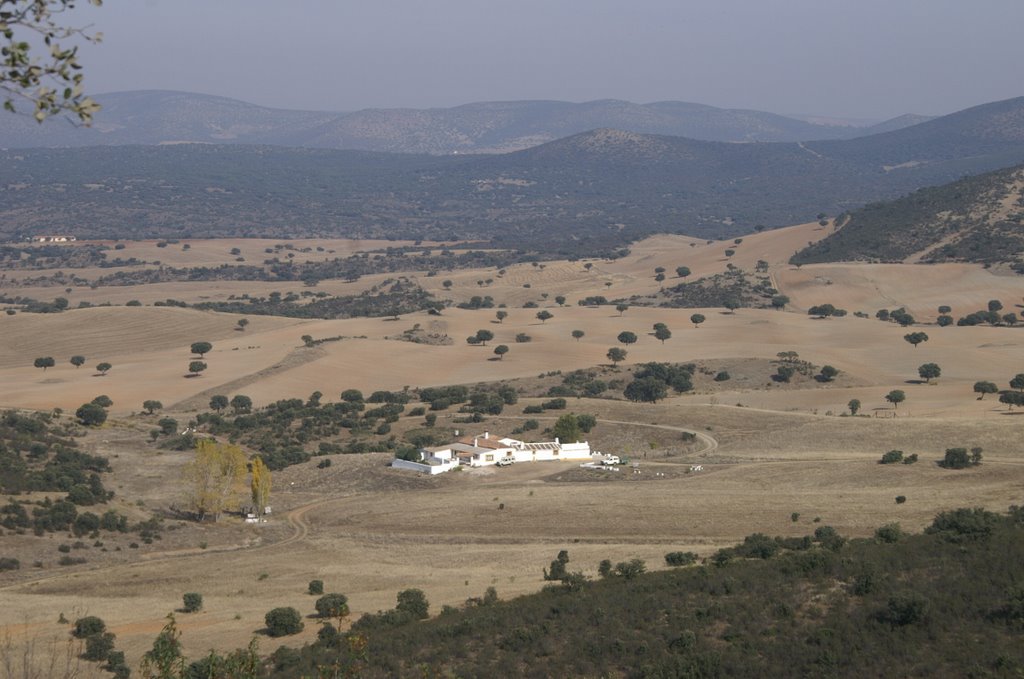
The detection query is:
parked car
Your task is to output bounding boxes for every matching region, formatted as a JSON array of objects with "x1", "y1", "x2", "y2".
[{"x1": 497, "y1": 457, "x2": 515, "y2": 467}]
